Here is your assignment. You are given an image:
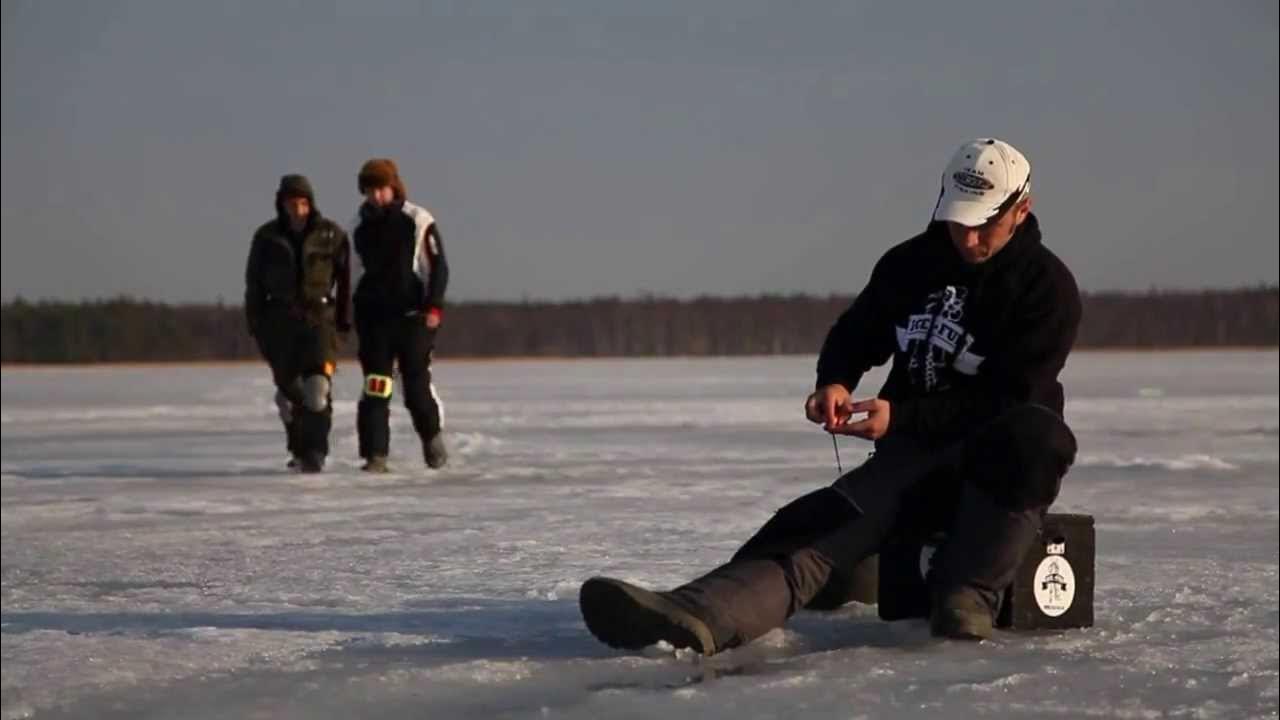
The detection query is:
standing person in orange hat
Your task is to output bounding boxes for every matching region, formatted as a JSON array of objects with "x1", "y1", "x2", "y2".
[{"x1": 350, "y1": 159, "x2": 450, "y2": 473}]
